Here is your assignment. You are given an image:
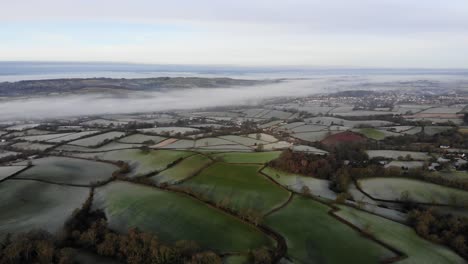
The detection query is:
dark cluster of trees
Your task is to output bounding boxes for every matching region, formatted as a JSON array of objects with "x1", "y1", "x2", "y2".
[
  {"x1": 268, "y1": 150, "x2": 338, "y2": 179},
  {"x1": 268, "y1": 147, "x2": 368, "y2": 193},
  {"x1": 0, "y1": 230, "x2": 75, "y2": 264},
  {"x1": 66, "y1": 217, "x2": 222, "y2": 264},
  {"x1": 381, "y1": 128, "x2": 467, "y2": 150},
  {"x1": 409, "y1": 209, "x2": 468, "y2": 259}
]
